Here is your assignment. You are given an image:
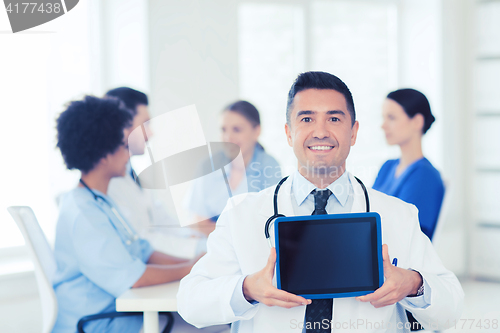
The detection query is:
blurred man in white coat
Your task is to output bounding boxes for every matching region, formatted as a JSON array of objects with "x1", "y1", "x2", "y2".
[
  {"x1": 177, "y1": 72, "x2": 463, "y2": 333},
  {"x1": 105, "y1": 87, "x2": 203, "y2": 259},
  {"x1": 105, "y1": 87, "x2": 227, "y2": 333}
]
